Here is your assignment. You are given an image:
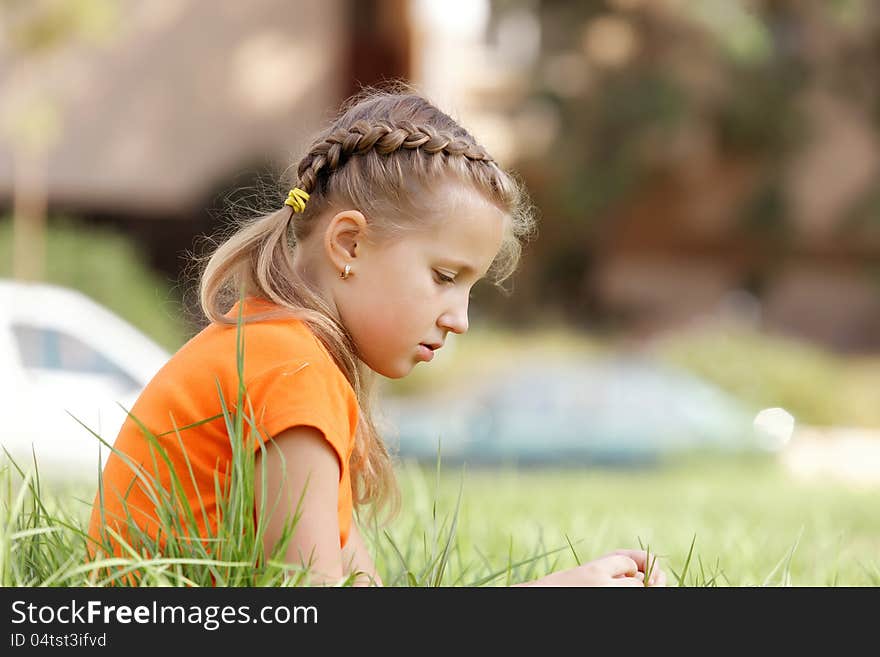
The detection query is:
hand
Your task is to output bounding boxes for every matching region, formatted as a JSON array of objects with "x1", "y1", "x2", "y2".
[
  {"x1": 608, "y1": 548, "x2": 667, "y2": 587},
  {"x1": 520, "y1": 548, "x2": 667, "y2": 587}
]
